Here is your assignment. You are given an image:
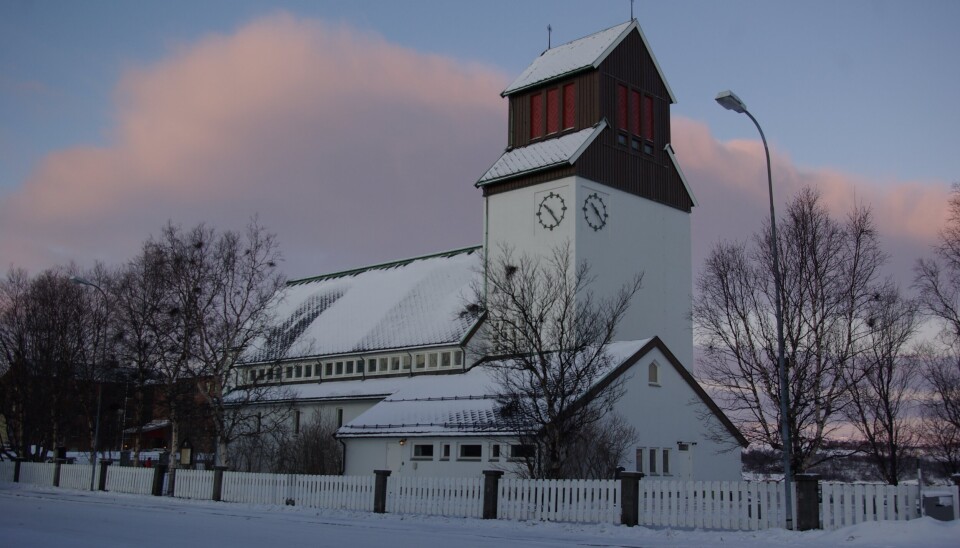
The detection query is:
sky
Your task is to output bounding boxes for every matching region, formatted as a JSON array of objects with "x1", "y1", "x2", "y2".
[{"x1": 2, "y1": 0, "x2": 958, "y2": 289}]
